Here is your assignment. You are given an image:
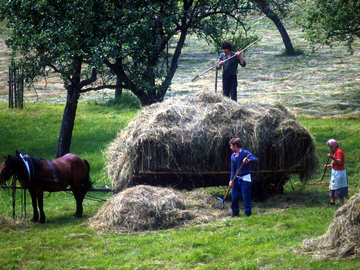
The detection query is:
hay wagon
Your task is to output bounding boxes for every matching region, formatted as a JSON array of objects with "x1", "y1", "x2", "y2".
[
  {"x1": 132, "y1": 135, "x2": 312, "y2": 199},
  {"x1": 107, "y1": 91, "x2": 318, "y2": 199}
]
